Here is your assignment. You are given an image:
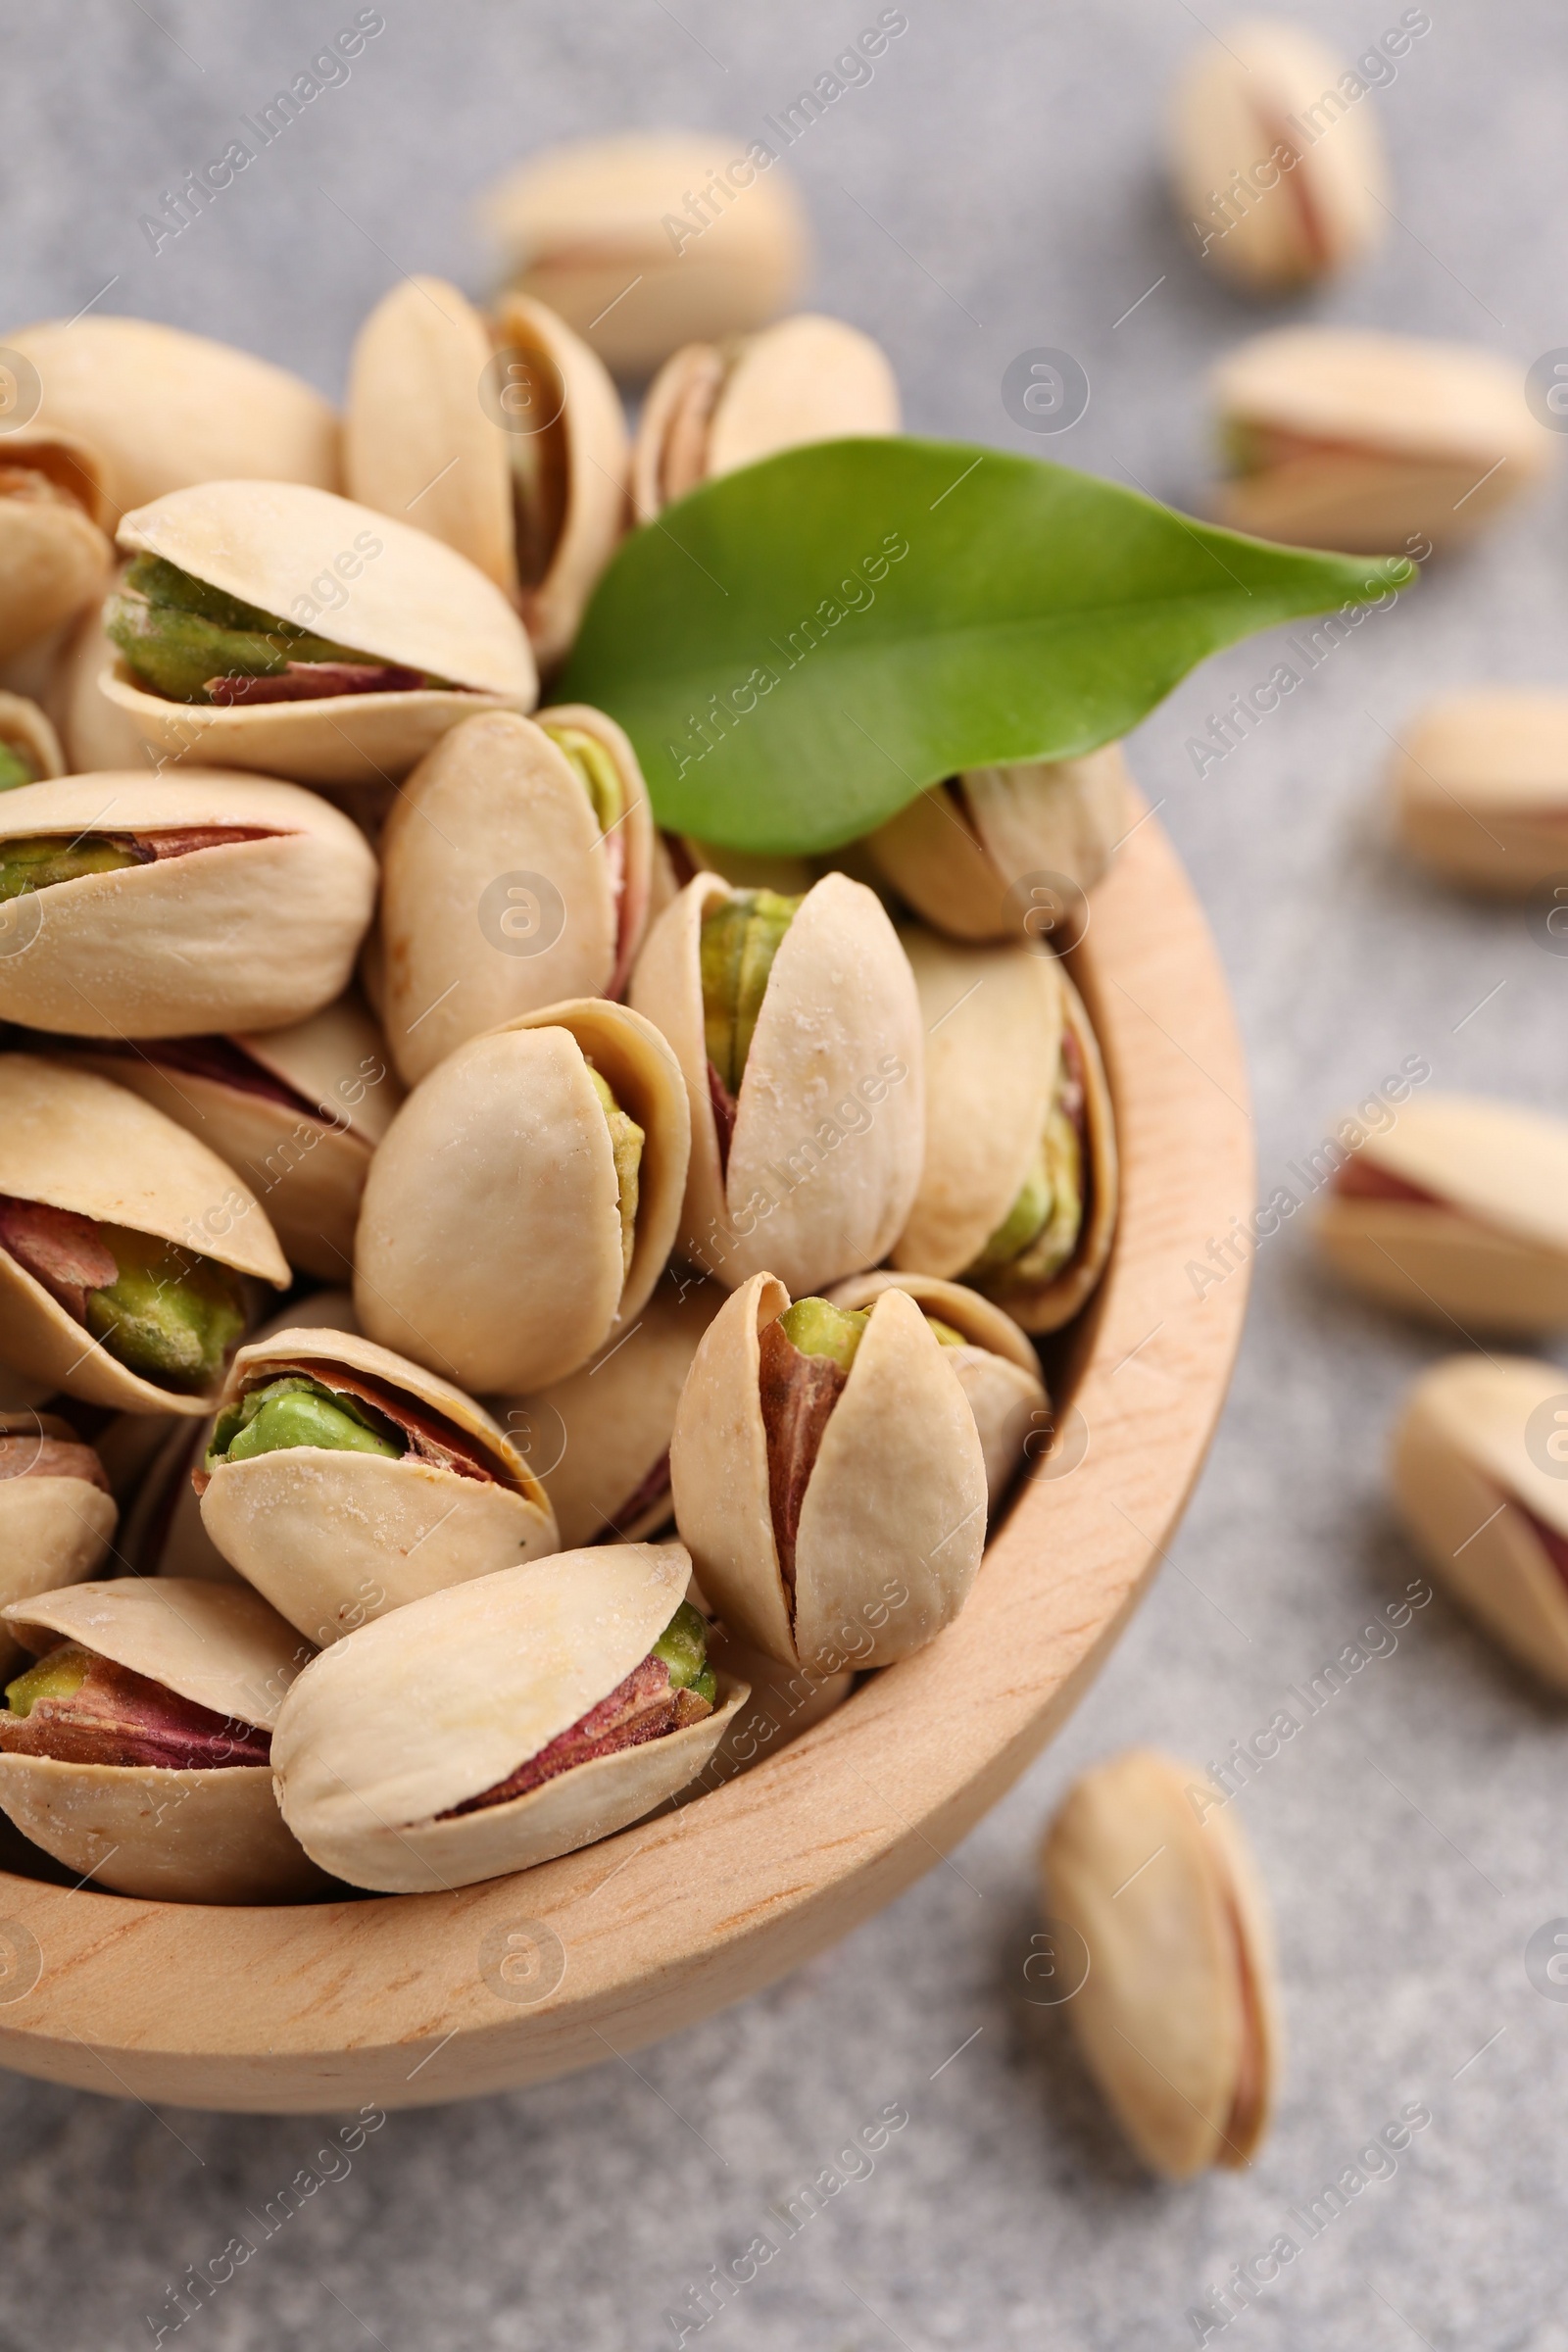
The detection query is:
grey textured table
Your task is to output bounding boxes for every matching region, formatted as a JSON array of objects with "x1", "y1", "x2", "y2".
[{"x1": 3, "y1": 5, "x2": 1566, "y2": 2346}]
